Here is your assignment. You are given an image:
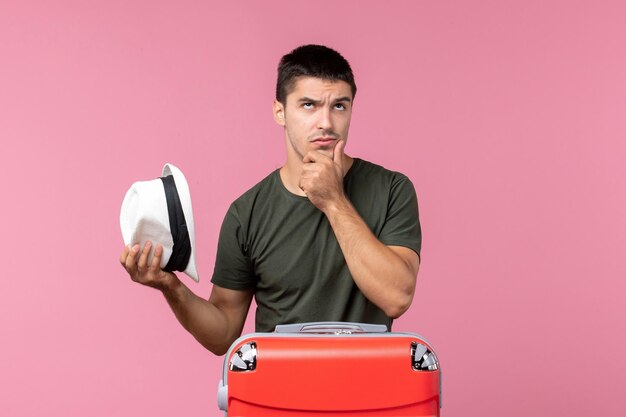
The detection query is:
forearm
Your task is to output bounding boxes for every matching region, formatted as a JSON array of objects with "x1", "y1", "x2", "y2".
[
  {"x1": 325, "y1": 198, "x2": 418, "y2": 318},
  {"x1": 161, "y1": 278, "x2": 244, "y2": 356},
  {"x1": 121, "y1": 243, "x2": 249, "y2": 355}
]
